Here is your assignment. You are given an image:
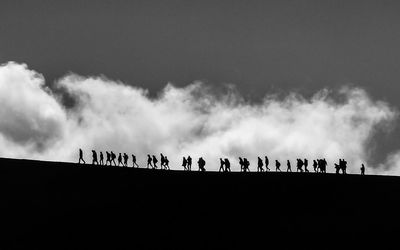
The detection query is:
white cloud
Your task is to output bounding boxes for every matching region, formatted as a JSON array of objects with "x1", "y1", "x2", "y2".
[
  {"x1": 378, "y1": 151, "x2": 400, "y2": 175},
  {"x1": 0, "y1": 61, "x2": 398, "y2": 174},
  {"x1": 0, "y1": 62, "x2": 67, "y2": 156}
]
